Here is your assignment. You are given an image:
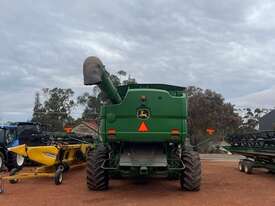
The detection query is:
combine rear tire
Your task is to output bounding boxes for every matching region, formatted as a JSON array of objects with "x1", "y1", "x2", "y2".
[
  {"x1": 87, "y1": 144, "x2": 109, "y2": 191},
  {"x1": 180, "y1": 151, "x2": 201, "y2": 191}
]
